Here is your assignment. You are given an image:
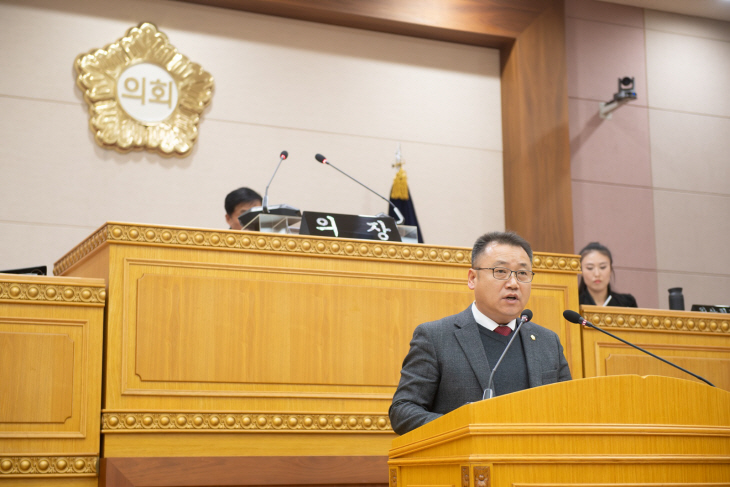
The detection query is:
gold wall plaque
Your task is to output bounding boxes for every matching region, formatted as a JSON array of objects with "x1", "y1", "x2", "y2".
[{"x1": 75, "y1": 22, "x2": 214, "y2": 156}]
